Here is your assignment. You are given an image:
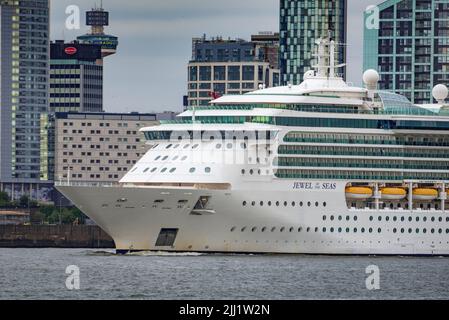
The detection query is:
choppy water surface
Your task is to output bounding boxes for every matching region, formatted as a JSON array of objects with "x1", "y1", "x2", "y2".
[{"x1": 0, "y1": 248, "x2": 448, "y2": 300}]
